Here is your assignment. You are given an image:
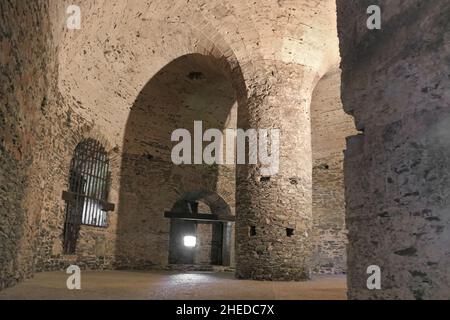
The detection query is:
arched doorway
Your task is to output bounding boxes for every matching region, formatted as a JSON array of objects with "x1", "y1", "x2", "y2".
[
  {"x1": 165, "y1": 190, "x2": 235, "y2": 266},
  {"x1": 116, "y1": 53, "x2": 242, "y2": 269}
]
